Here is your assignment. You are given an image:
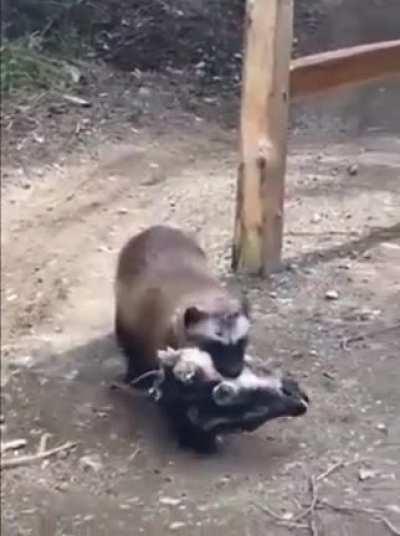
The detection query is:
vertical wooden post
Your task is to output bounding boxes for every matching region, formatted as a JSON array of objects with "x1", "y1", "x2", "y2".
[{"x1": 232, "y1": 0, "x2": 293, "y2": 275}]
